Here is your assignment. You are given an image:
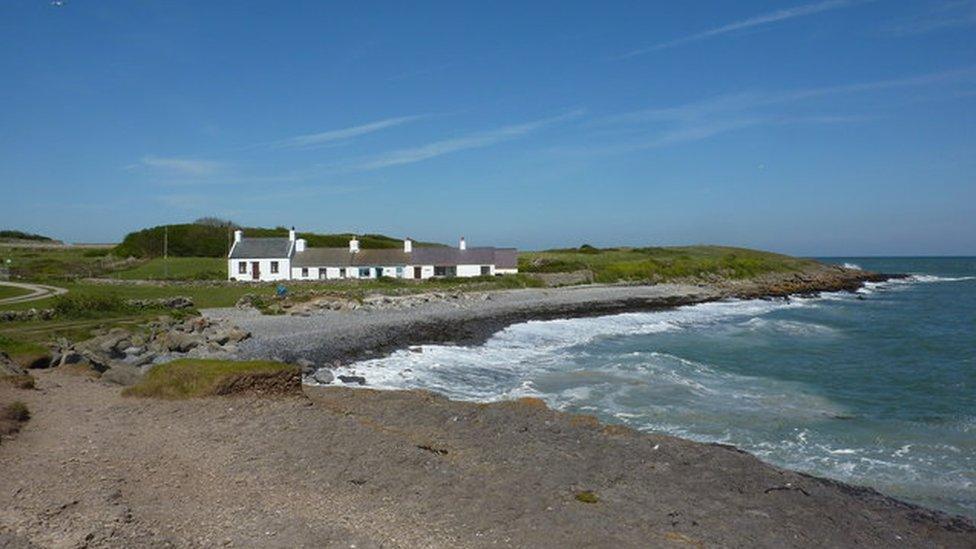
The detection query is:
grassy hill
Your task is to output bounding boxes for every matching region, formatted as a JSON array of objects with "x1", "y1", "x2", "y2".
[
  {"x1": 519, "y1": 245, "x2": 817, "y2": 283},
  {"x1": 114, "y1": 224, "x2": 441, "y2": 258},
  {"x1": 0, "y1": 230, "x2": 54, "y2": 242}
]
